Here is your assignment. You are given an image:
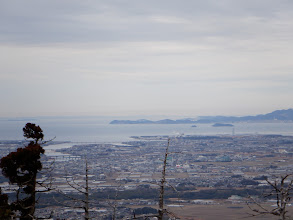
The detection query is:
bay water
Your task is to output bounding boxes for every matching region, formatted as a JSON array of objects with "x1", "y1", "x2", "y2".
[{"x1": 1, "y1": 116, "x2": 293, "y2": 143}]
